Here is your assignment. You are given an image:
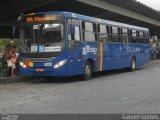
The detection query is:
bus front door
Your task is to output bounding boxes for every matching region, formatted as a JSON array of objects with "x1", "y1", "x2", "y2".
[{"x1": 68, "y1": 41, "x2": 82, "y2": 76}]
